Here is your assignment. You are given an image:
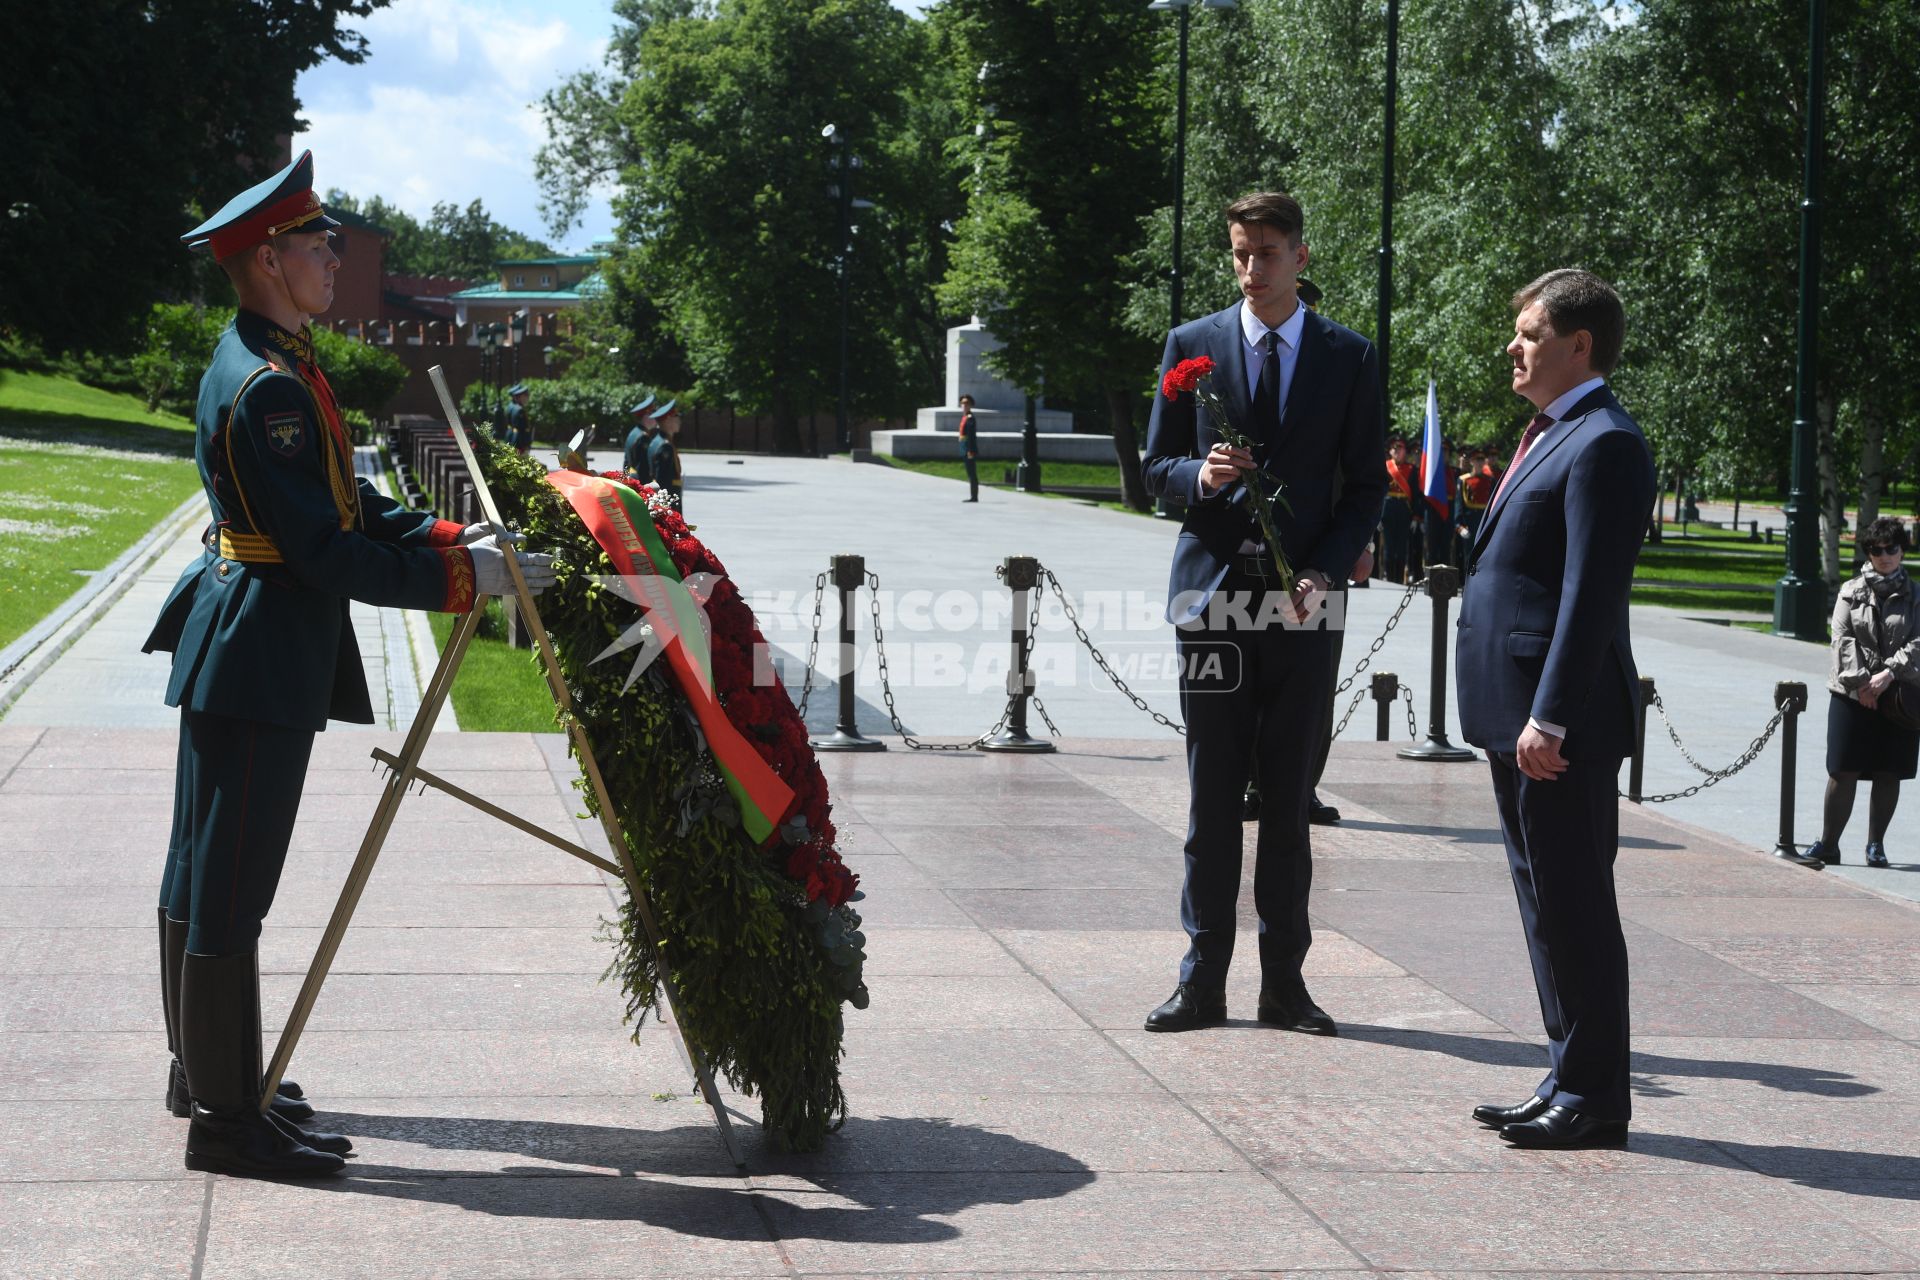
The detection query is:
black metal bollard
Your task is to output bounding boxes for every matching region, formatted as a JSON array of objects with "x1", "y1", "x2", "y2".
[
  {"x1": 1773, "y1": 681, "x2": 1808, "y2": 859},
  {"x1": 1397, "y1": 566, "x2": 1477, "y2": 761},
  {"x1": 1629, "y1": 675, "x2": 1656, "y2": 803},
  {"x1": 809, "y1": 554, "x2": 886, "y2": 752},
  {"x1": 983, "y1": 555, "x2": 1055, "y2": 753},
  {"x1": 1370, "y1": 671, "x2": 1399, "y2": 742}
]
